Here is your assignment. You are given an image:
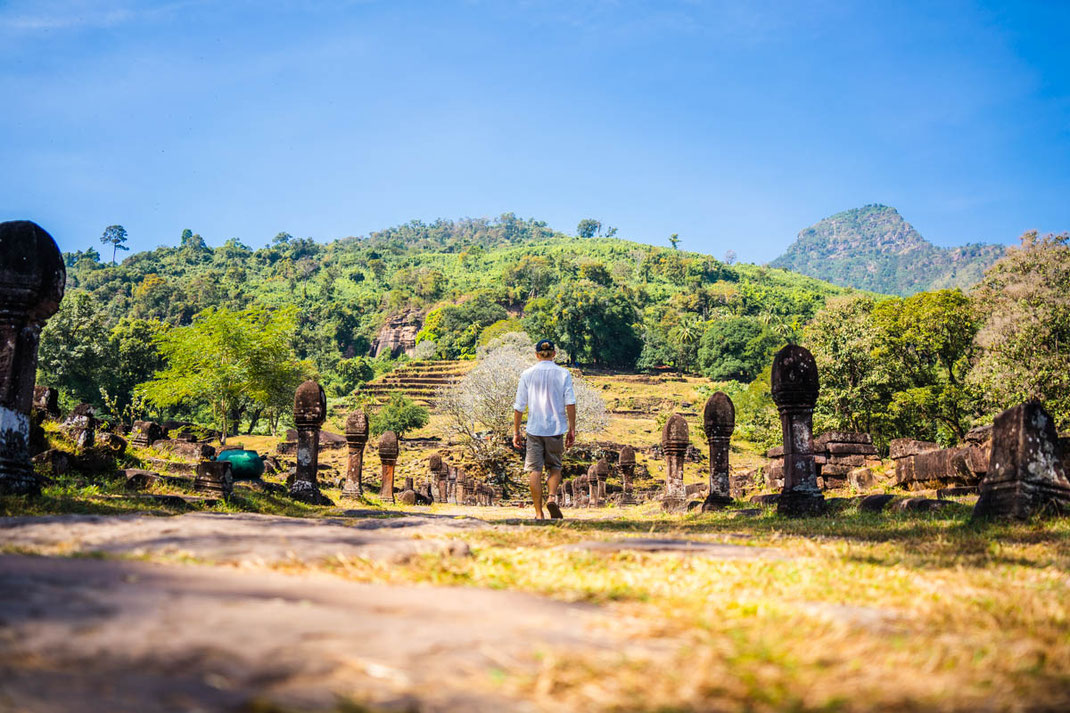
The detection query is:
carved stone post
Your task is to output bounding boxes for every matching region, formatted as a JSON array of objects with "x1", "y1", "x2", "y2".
[
  {"x1": 378, "y1": 430, "x2": 398, "y2": 502},
  {"x1": 429, "y1": 454, "x2": 447, "y2": 502},
  {"x1": 291, "y1": 380, "x2": 328, "y2": 504},
  {"x1": 662, "y1": 414, "x2": 688, "y2": 506},
  {"x1": 618, "y1": 446, "x2": 635, "y2": 496},
  {"x1": 771, "y1": 345, "x2": 825, "y2": 517},
  {"x1": 343, "y1": 410, "x2": 369, "y2": 498},
  {"x1": 702, "y1": 392, "x2": 735, "y2": 510},
  {"x1": 447, "y1": 466, "x2": 458, "y2": 504},
  {"x1": 593, "y1": 458, "x2": 610, "y2": 506},
  {"x1": 973, "y1": 401, "x2": 1070, "y2": 520},
  {"x1": 0, "y1": 221, "x2": 65, "y2": 496}
]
